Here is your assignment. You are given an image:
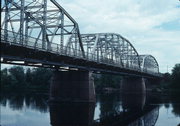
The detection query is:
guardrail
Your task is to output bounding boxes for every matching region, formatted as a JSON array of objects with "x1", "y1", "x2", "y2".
[{"x1": 1, "y1": 29, "x2": 160, "y2": 77}]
